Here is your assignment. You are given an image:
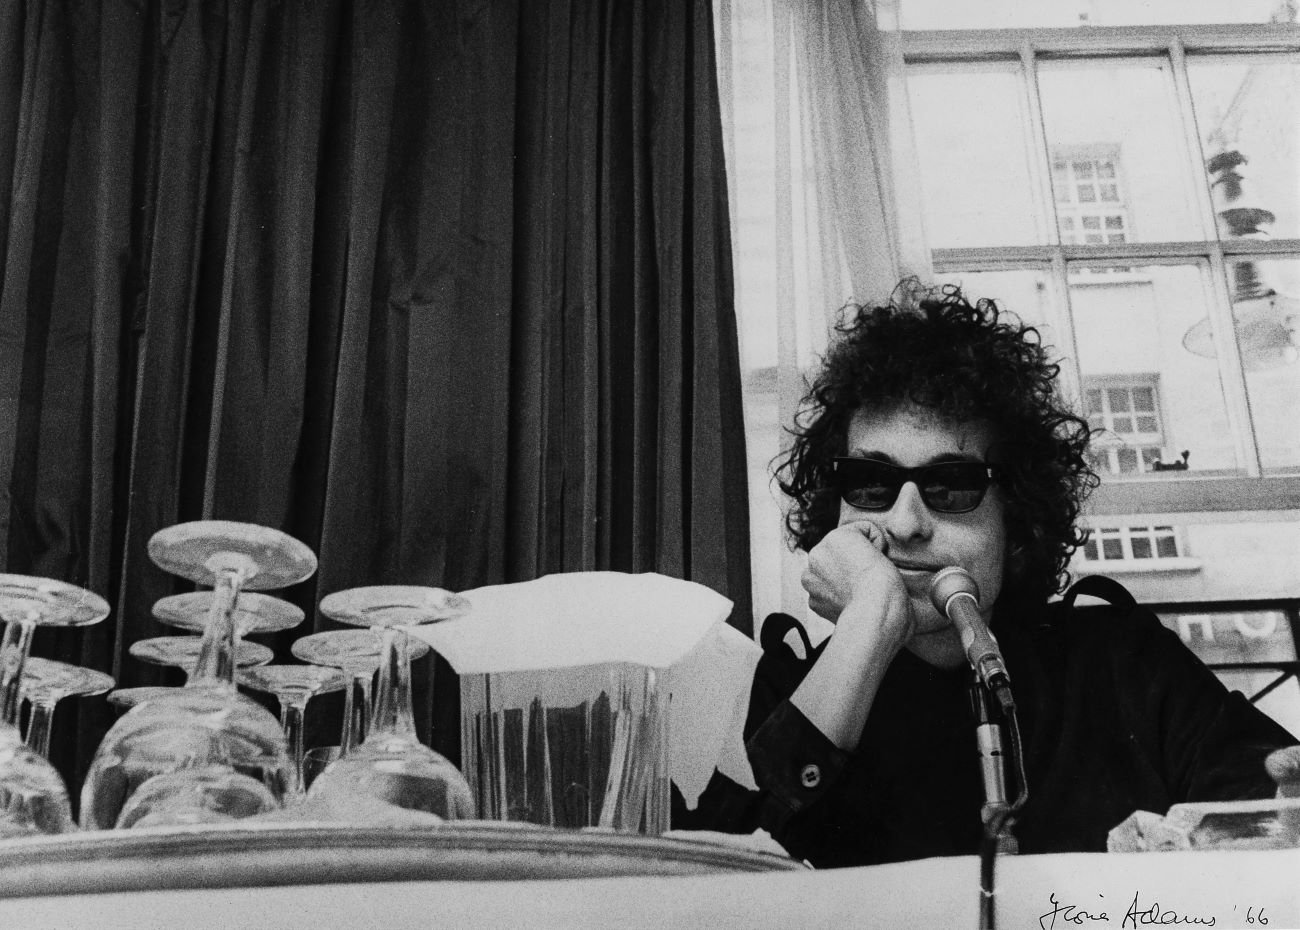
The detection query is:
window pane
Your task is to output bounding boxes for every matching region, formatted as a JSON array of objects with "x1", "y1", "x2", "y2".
[
  {"x1": 1072, "y1": 263, "x2": 1243, "y2": 476},
  {"x1": 1156, "y1": 535, "x2": 1179, "y2": 558},
  {"x1": 1039, "y1": 60, "x2": 1205, "y2": 243},
  {"x1": 1233, "y1": 258, "x2": 1300, "y2": 473},
  {"x1": 907, "y1": 67, "x2": 1043, "y2": 247},
  {"x1": 1190, "y1": 58, "x2": 1300, "y2": 241},
  {"x1": 930, "y1": 268, "x2": 1067, "y2": 353},
  {"x1": 1131, "y1": 536, "x2": 1153, "y2": 558},
  {"x1": 900, "y1": 0, "x2": 1287, "y2": 30},
  {"x1": 1102, "y1": 537, "x2": 1124, "y2": 559}
]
